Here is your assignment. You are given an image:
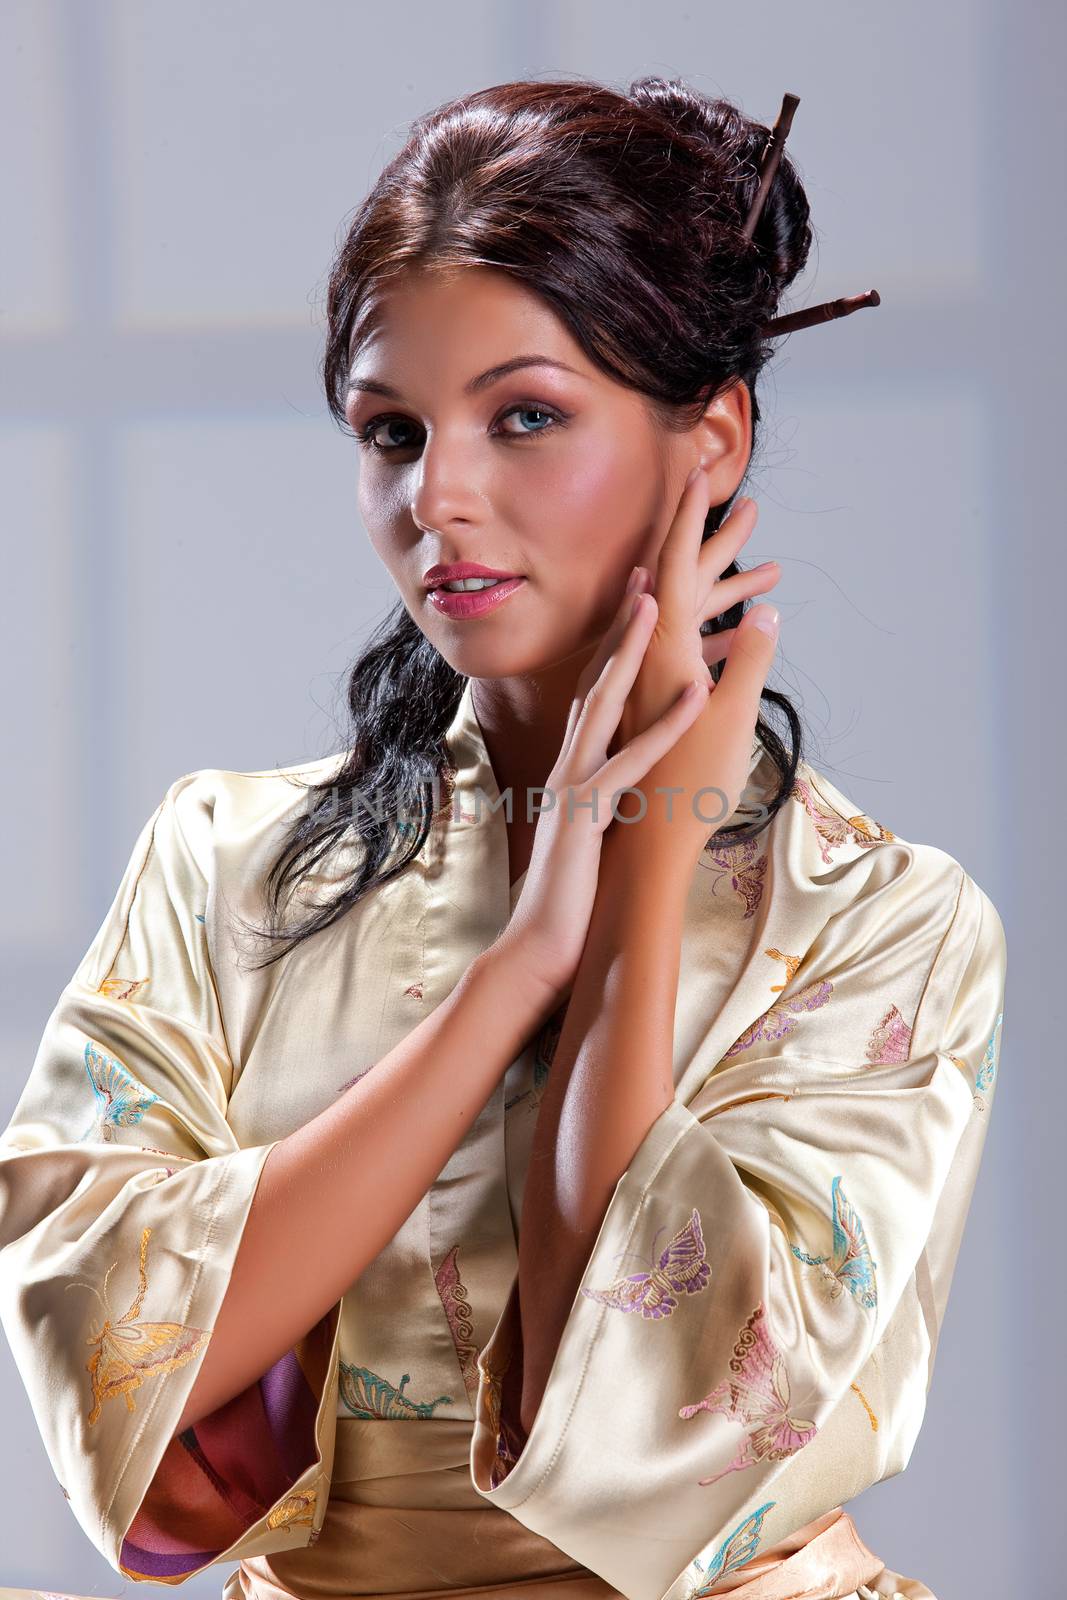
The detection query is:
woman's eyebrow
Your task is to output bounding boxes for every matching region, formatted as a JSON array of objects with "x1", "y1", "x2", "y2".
[{"x1": 345, "y1": 354, "x2": 586, "y2": 400}]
